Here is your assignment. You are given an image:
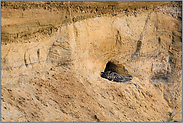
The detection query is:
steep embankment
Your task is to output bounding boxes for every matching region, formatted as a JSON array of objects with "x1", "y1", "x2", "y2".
[{"x1": 1, "y1": 1, "x2": 182, "y2": 122}]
